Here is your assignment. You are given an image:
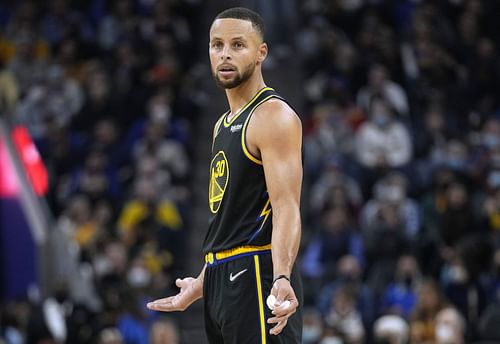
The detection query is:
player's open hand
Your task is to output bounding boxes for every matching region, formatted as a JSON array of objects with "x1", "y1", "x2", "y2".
[
  {"x1": 147, "y1": 277, "x2": 203, "y2": 312},
  {"x1": 266, "y1": 278, "x2": 299, "y2": 335}
]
